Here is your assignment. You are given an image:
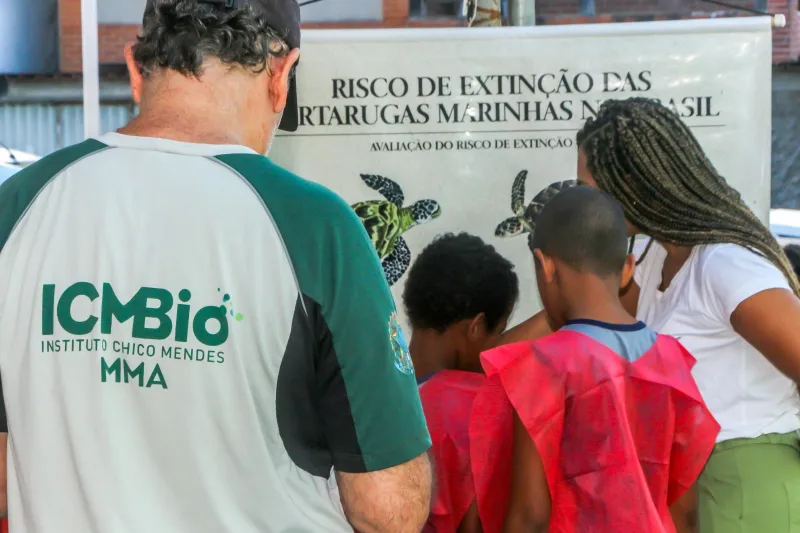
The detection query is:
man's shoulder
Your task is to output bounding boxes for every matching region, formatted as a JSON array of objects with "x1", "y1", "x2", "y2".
[
  {"x1": 0, "y1": 139, "x2": 109, "y2": 250},
  {"x1": 213, "y1": 153, "x2": 369, "y2": 260},
  {"x1": 0, "y1": 139, "x2": 109, "y2": 197},
  {"x1": 213, "y1": 153, "x2": 352, "y2": 220}
]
